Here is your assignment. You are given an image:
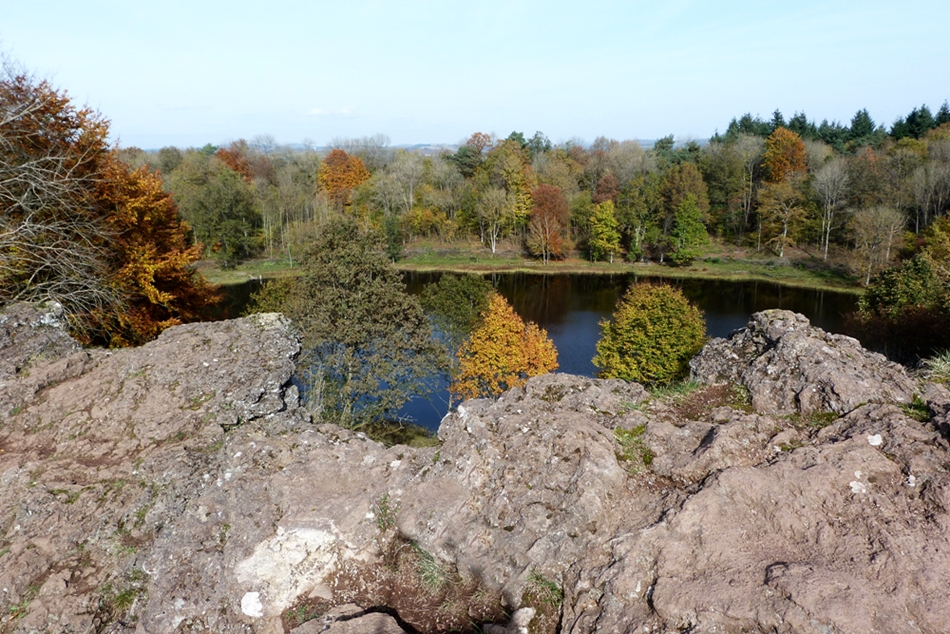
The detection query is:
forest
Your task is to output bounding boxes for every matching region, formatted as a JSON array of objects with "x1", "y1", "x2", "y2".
[{"x1": 112, "y1": 102, "x2": 950, "y2": 287}]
